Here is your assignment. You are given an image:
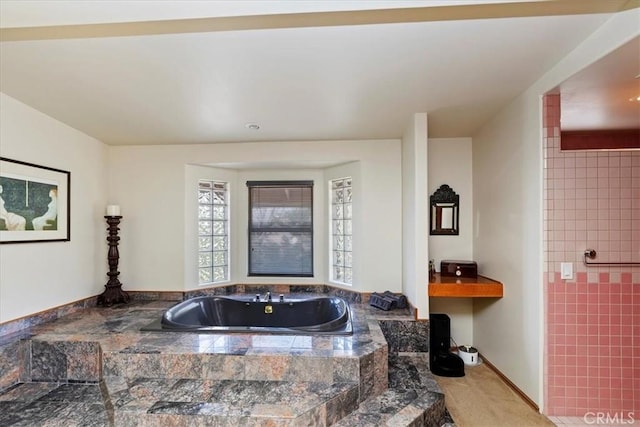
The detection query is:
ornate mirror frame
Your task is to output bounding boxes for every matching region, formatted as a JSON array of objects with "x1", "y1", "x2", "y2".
[{"x1": 430, "y1": 184, "x2": 459, "y2": 236}]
